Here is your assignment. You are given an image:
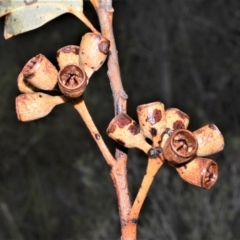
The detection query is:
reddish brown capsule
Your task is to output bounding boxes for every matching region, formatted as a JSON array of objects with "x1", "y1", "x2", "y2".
[
  {"x1": 57, "y1": 45, "x2": 80, "y2": 69},
  {"x1": 106, "y1": 113, "x2": 151, "y2": 154},
  {"x1": 79, "y1": 32, "x2": 110, "y2": 77},
  {"x1": 176, "y1": 157, "x2": 218, "y2": 189},
  {"x1": 22, "y1": 54, "x2": 58, "y2": 91},
  {"x1": 137, "y1": 102, "x2": 166, "y2": 146},
  {"x1": 163, "y1": 129, "x2": 198, "y2": 164},
  {"x1": 58, "y1": 64, "x2": 88, "y2": 98}
]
